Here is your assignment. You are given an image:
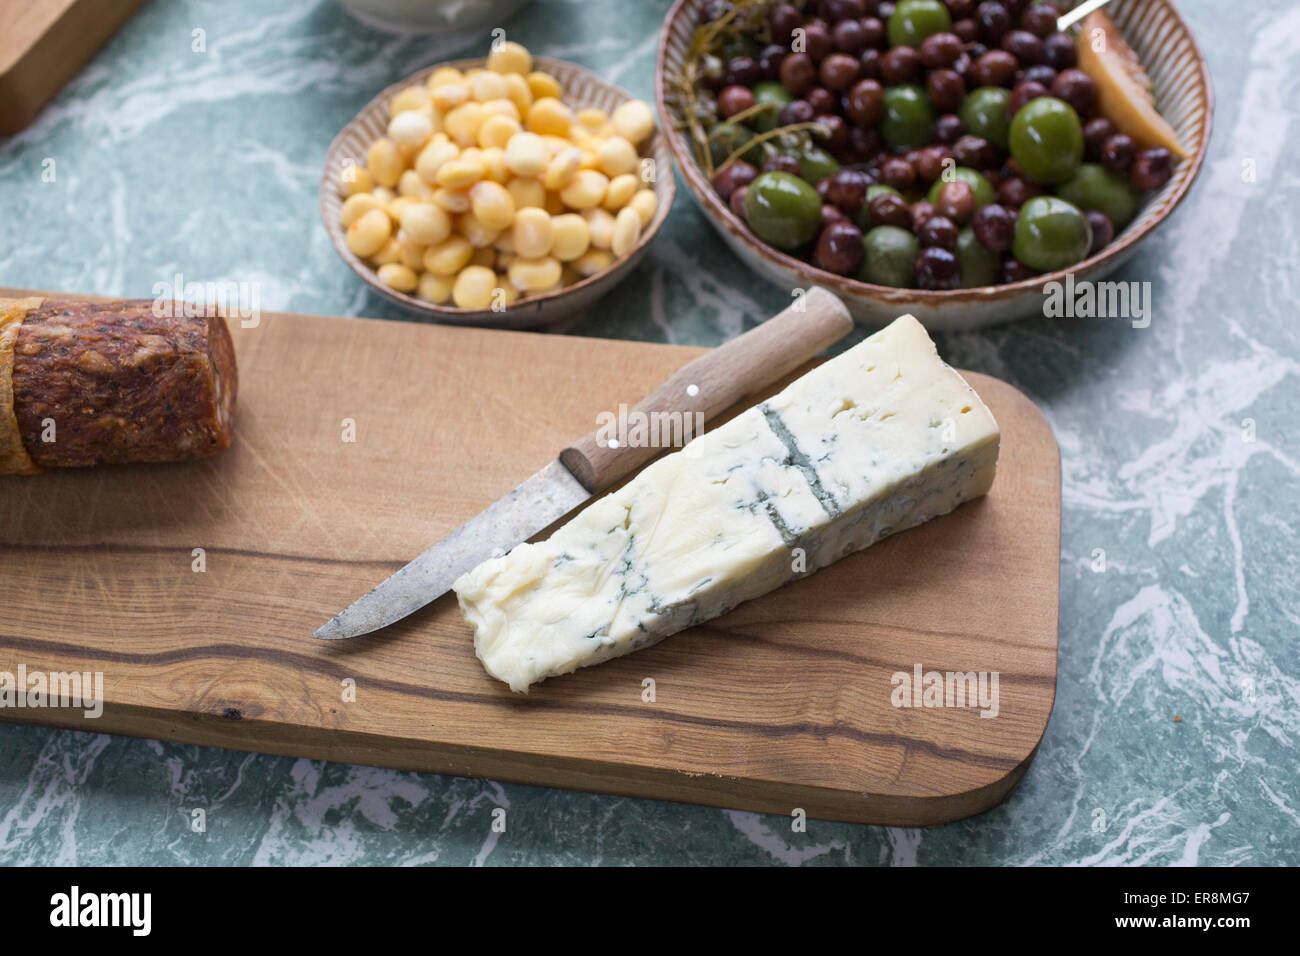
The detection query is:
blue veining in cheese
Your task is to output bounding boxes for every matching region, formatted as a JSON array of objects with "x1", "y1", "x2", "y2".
[{"x1": 453, "y1": 314, "x2": 1001, "y2": 692}]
